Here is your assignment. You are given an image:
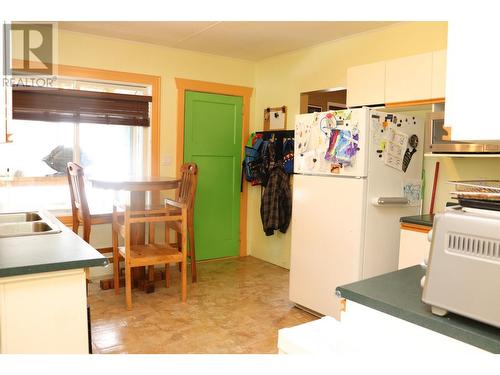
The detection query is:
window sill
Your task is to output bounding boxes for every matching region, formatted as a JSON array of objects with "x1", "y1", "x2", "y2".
[{"x1": 0, "y1": 176, "x2": 67, "y2": 187}]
